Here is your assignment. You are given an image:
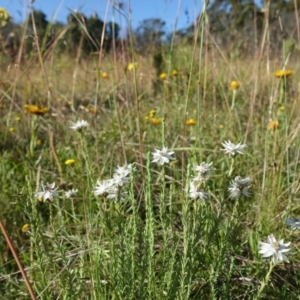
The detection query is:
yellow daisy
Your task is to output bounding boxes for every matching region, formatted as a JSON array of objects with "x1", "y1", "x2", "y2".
[
  {"x1": 24, "y1": 104, "x2": 49, "y2": 115},
  {"x1": 159, "y1": 73, "x2": 168, "y2": 80},
  {"x1": 127, "y1": 62, "x2": 138, "y2": 71},
  {"x1": 100, "y1": 72, "x2": 109, "y2": 79},
  {"x1": 0, "y1": 7, "x2": 10, "y2": 27},
  {"x1": 229, "y1": 81, "x2": 240, "y2": 90},
  {"x1": 21, "y1": 224, "x2": 30, "y2": 233},
  {"x1": 149, "y1": 110, "x2": 156, "y2": 118},
  {"x1": 186, "y1": 118, "x2": 197, "y2": 126},
  {"x1": 274, "y1": 70, "x2": 293, "y2": 78},
  {"x1": 150, "y1": 117, "x2": 162, "y2": 125},
  {"x1": 171, "y1": 70, "x2": 179, "y2": 76},
  {"x1": 65, "y1": 159, "x2": 75, "y2": 165},
  {"x1": 268, "y1": 120, "x2": 279, "y2": 130}
]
